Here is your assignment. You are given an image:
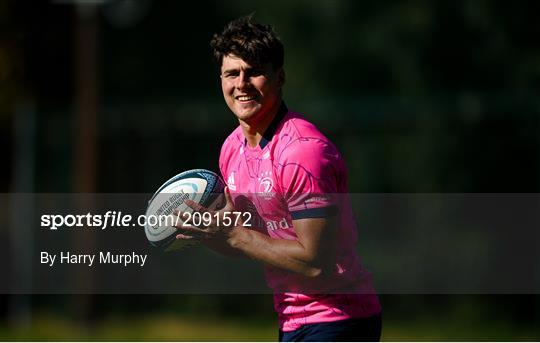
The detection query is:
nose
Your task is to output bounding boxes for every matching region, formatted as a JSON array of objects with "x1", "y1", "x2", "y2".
[{"x1": 236, "y1": 71, "x2": 251, "y2": 90}]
